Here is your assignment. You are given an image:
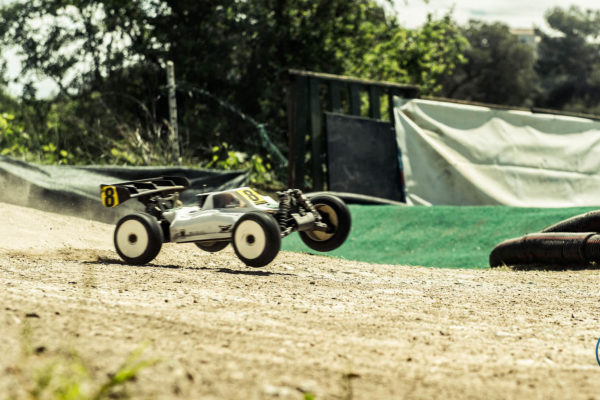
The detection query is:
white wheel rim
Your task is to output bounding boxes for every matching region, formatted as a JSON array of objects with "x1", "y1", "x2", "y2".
[
  {"x1": 116, "y1": 219, "x2": 149, "y2": 258},
  {"x1": 307, "y1": 204, "x2": 337, "y2": 241},
  {"x1": 234, "y1": 220, "x2": 266, "y2": 259}
]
